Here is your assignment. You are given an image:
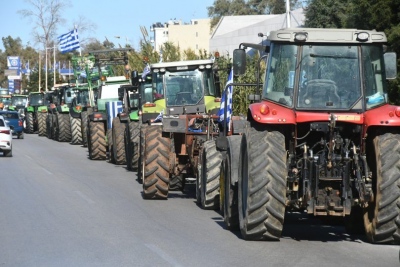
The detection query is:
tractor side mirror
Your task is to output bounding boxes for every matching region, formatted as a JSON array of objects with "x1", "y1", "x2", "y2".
[
  {"x1": 233, "y1": 49, "x2": 246, "y2": 76},
  {"x1": 384, "y1": 52, "x2": 397, "y2": 79},
  {"x1": 131, "y1": 70, "x2": 139, "y2": 86},
  {"x1": 118, "y1": 87, "x2": 124, "y2": 101}
]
